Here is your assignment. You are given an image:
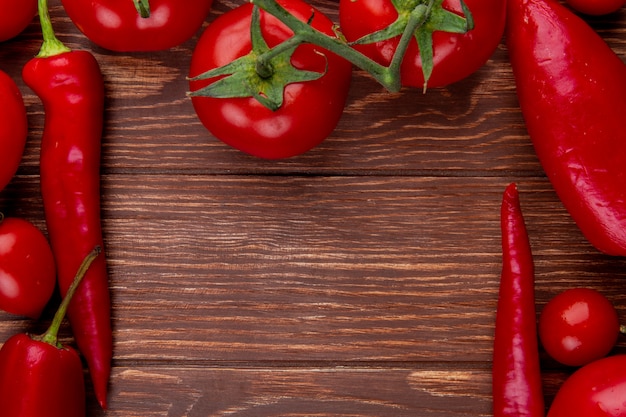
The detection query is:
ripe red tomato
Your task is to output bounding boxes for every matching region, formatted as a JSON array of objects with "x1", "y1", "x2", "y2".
[
  {"x1": 0, "y1": 70, "x2": 28, "y2": 192},
  {"x1": 539, "y1": 288, "x2": 620, "y2": 367},
  {"x1": 189, "y1": 0, "x2": 352, "y2": 159},
  {"x1": 0, "y1": 216, "x2": 56, "y2": 319},
  {"x1": 338, "y1": 0, "x2": 506, "y2": 89},
  {"x1": 565, "y1": 0, "x2": 625, "y2": 15},
  {"x1": 60, "y1": 0, "x2": 213, "y2": 51},
  {"x1": 0, "y1": 0, "x2": 37, "y2": 42},
  {"x1": 548, "y1": 354, "x2": 626, "y2": 417}
]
